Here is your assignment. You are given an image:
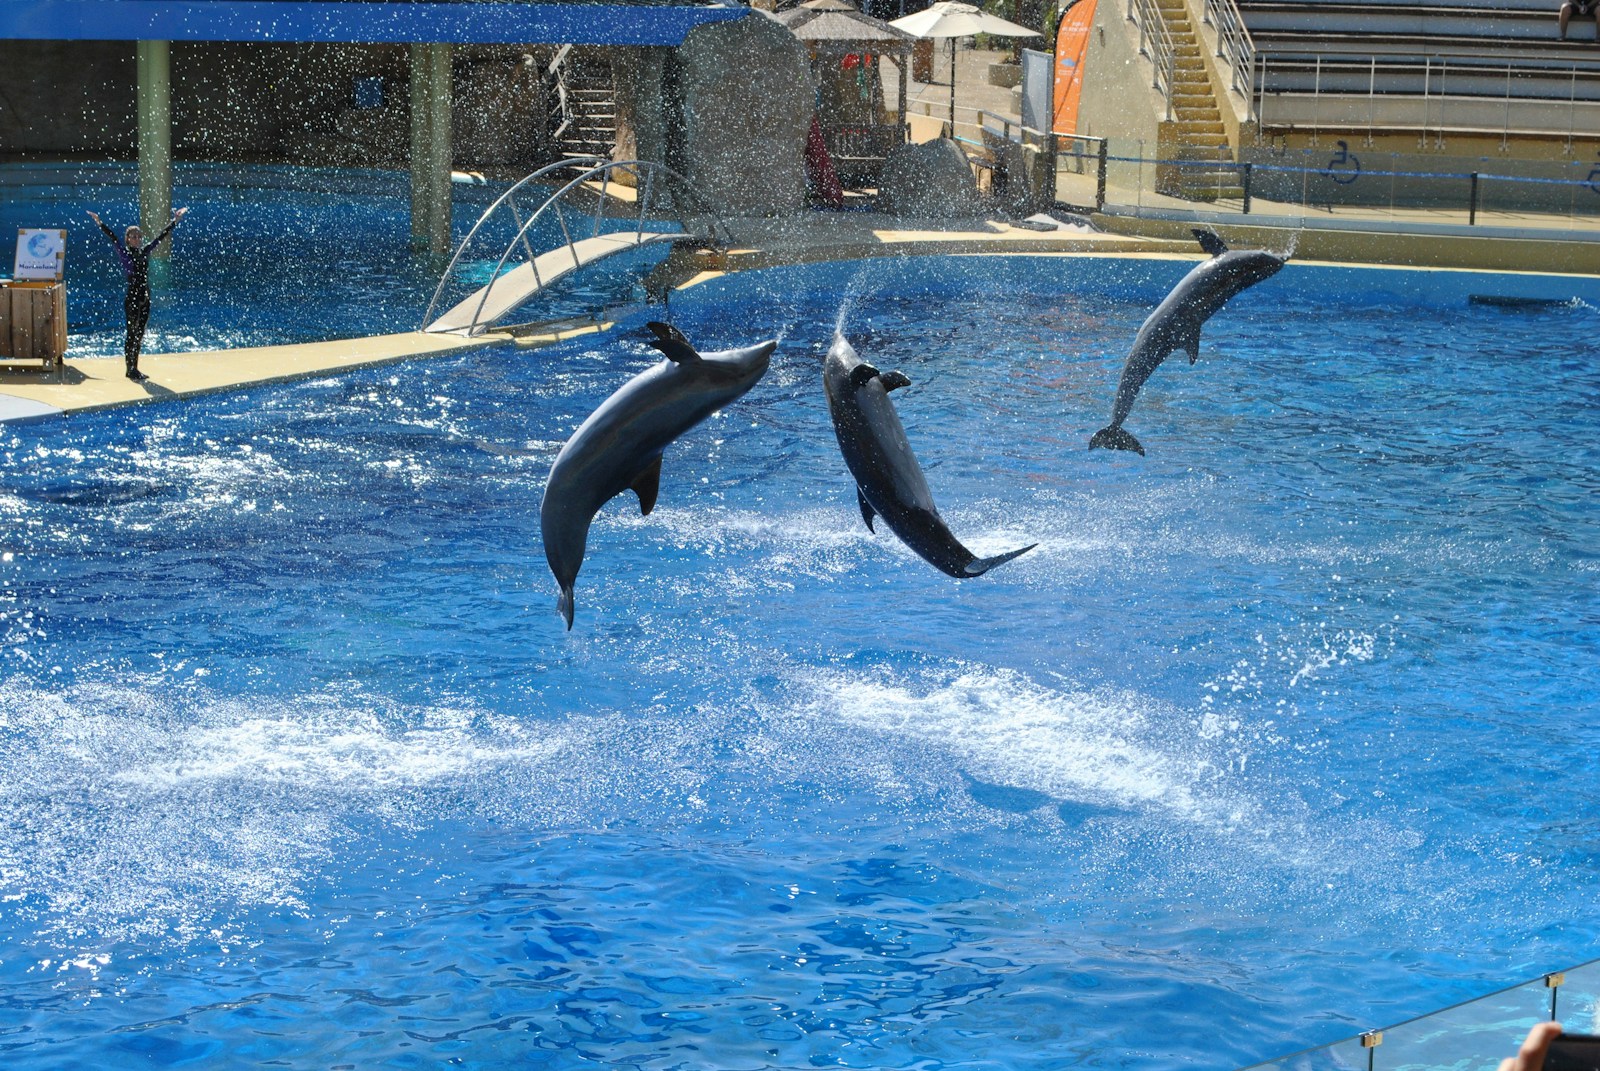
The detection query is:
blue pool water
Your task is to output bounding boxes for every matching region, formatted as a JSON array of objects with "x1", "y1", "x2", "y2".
[{"x1": 1, "y1": 253, "x2": 1597, "y2": 1069}]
